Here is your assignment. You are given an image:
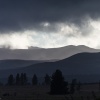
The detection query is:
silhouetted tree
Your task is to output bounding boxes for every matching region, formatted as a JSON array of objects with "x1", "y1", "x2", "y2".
[
  {"x1": 15, "y1": 73, "x2": 28, "y2": 86},
  {"x1": 44, "y1": 74, "x2": 51, "y2": 85},
  {"x1": 8, "y1": 74, "x2": 14, "y2": 85},
  {"x1": 23, "y1": 73, "x2": 27, "y2": 85},
  {"x1": 32, "y1": 74, "x2": 38, "y2": 85},
  {"x1": 70, "y1": 79, "x2": 77, "y2": 94},
  {"x1": 50, "y1": 69, "x2": 68, "y2": 95},
  {"x1": 20, "y1": 73, "x2": 24, "y2": 85},
  {"x1": 15, "y1": 73, "x2": 20, "y2": 85}
]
